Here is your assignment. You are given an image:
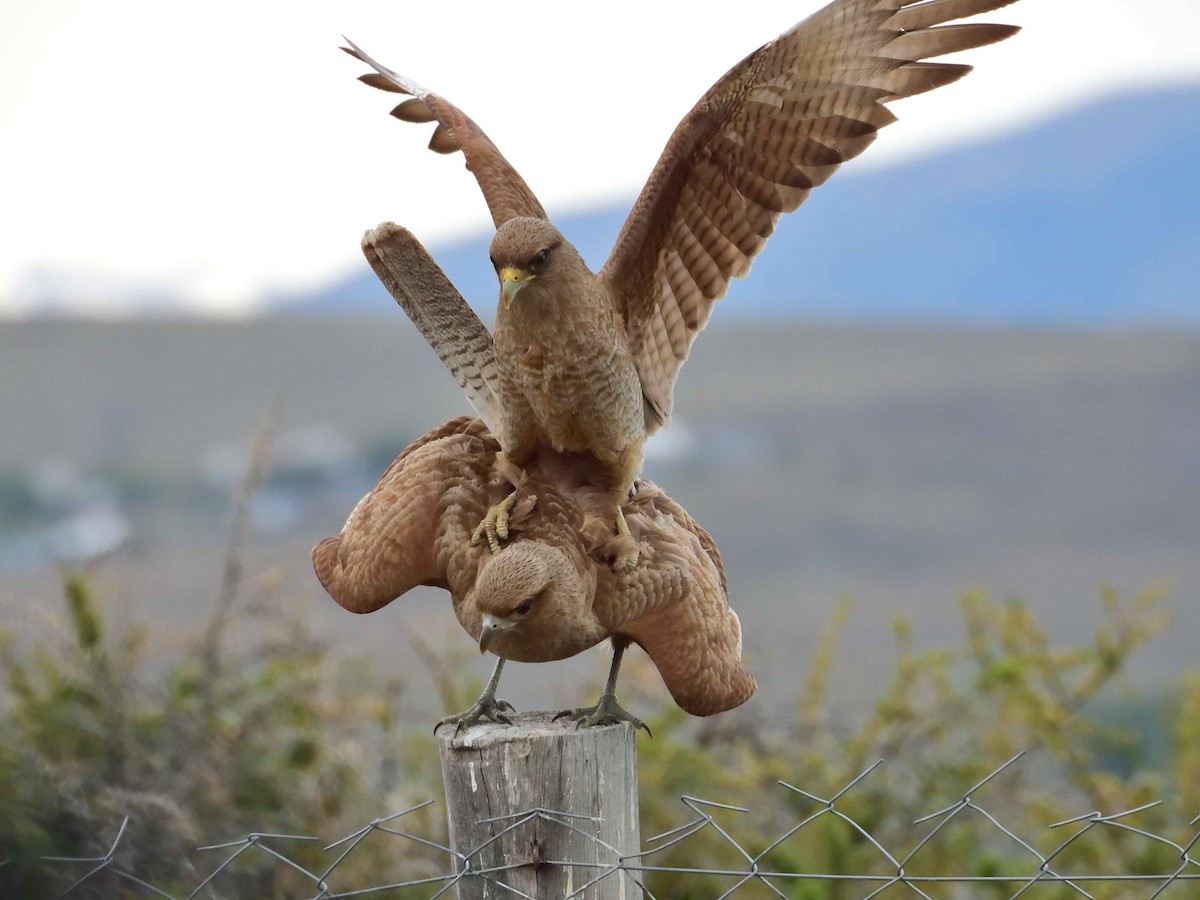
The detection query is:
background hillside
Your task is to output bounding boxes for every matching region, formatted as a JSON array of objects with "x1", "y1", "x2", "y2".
[
  {"x1": 279, "y1": 84, "x2": 1200, "y2": 324},
  {"x1": 4, "y1": 82, "x2": 1198, "y2": 716},
  {"x1": 2, "y1": 320, "x2": 1196, "y2": 714}
]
